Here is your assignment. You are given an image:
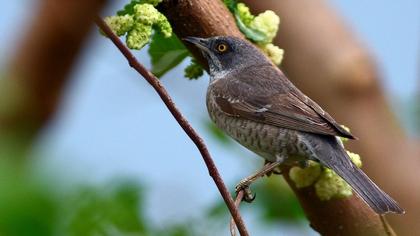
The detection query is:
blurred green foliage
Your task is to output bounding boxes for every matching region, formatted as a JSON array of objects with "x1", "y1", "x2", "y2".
[
  {"x1": 0, "y1": 159, "x2": 150, "y2": 236},
  {"x1": 254, "y1": 178, "x2": 305, "y2": 222},
  {"x1": 62, "y1": 182, "x2": 147, "y2": 235},
  {"x1": 0, "y1": 161, "x2": 57, "y2": 236},
  {"x1": 0, "y1": 156, "x2": 308, "y2": 236},
  {"x1": 0, "y1": 158, "x2": 201, "y2": 236}
]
